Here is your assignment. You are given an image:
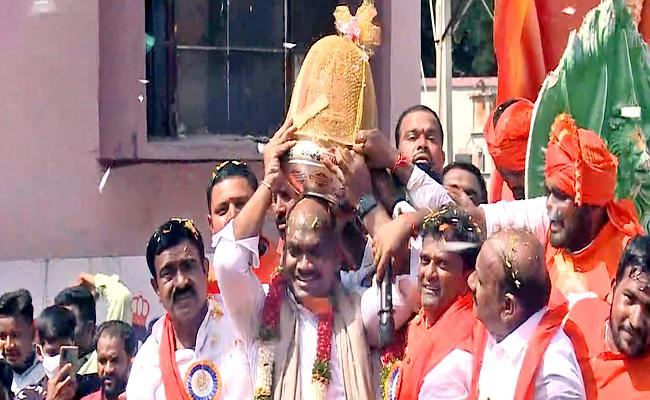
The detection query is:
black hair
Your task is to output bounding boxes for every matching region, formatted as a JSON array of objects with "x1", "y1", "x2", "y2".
[
  {"x1": 0, "y1": 289, "x2": 34, "y2": 324},
  {"x1": 36, "y1": 305, "x2": 76, "y2": 344},
  {"x1": 0, "y1": 359, "x2": 11, "y2": 398},
  {"x1": 492, "y1": 98, "x2": 520, "y2": 128},
  {"x1": 146, "y1": 218, "x2": 205, "y2": 278},
  {"x1": 55, "y1": 286, "x2": 96, "y2": 325},
  {"x1": 206, "y1": 160, "x2": 258, "y2": 211},
  {"x1": 616, "y1": 235, "x2": 650, "y2": 284},
  {"x1": 443, "y1": 162, "x2": 488, "y2": 205},
  {"x1": 394, "y1": 105, "x2": 444, "y2": 146},
  {"x1": 420, "y1": 204, "x2": 482, "y2": 271},
  {"x1": 93, "y1": 320, "x2": 137, "y2": 357}
]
